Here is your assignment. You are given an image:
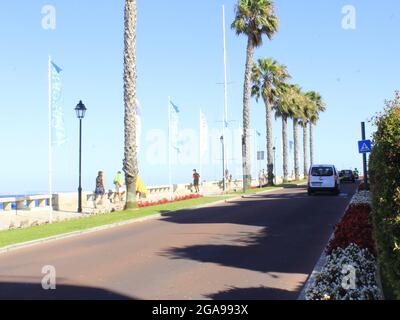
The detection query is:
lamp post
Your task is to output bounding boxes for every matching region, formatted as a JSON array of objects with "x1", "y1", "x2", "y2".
[
  {"x1": 220, "y1": 135, "x2": 226, "y2": 192},
  {"x1": 75, "y1": 100, "x2": 87, "y2": 213}
]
